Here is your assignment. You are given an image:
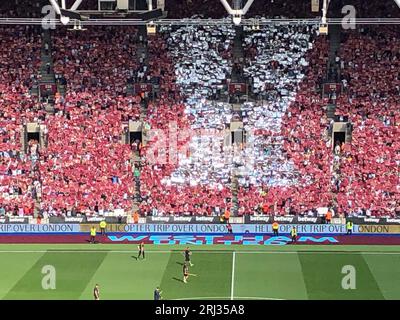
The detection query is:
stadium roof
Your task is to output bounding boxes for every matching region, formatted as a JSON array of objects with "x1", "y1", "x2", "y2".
[{"x1": 0, "y1": 0, "x2": 400, "y2": 25}]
